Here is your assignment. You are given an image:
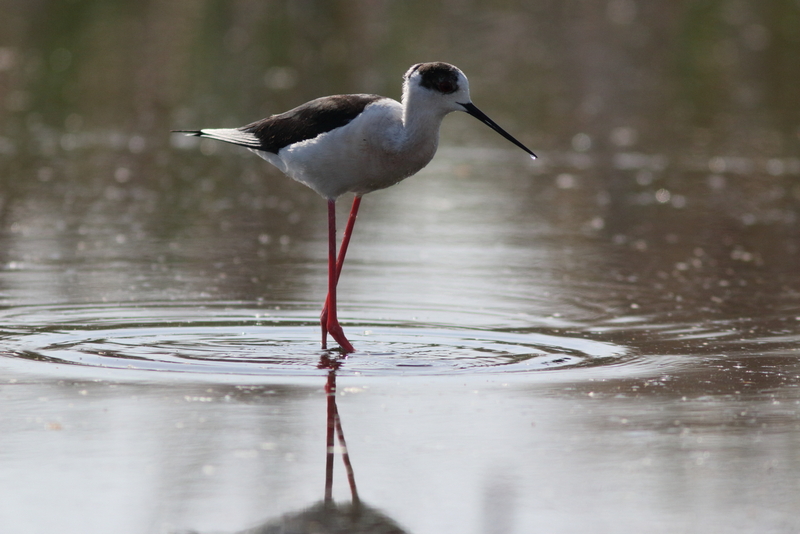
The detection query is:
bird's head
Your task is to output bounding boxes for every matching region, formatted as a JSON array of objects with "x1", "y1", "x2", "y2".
[
  {"x1": 403, "y1": 62, "x2": 471, "y2": 114},
  {"x1": 404, "y1": 62, "x2": 537, "y2": 159}
]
